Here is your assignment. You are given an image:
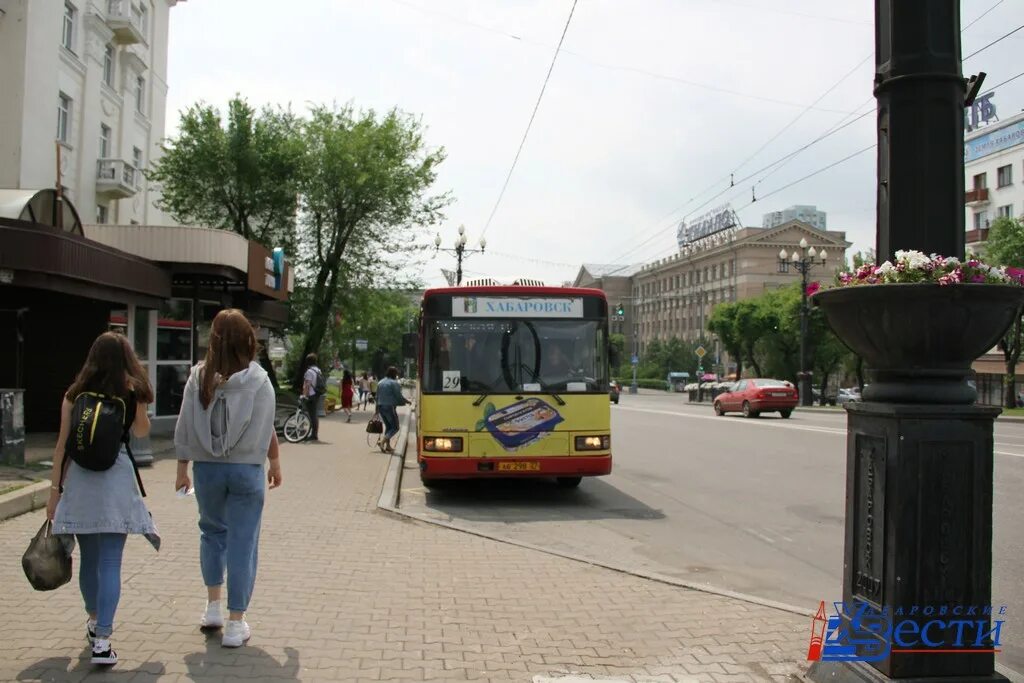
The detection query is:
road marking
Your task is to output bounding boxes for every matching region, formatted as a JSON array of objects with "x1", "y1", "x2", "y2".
[
  {"x1": 746, "y1": 528, "x2": 776, "y2": 544},
  {"x1": 619, "y1": 406, "x2": 1024, "y2": 458}
]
